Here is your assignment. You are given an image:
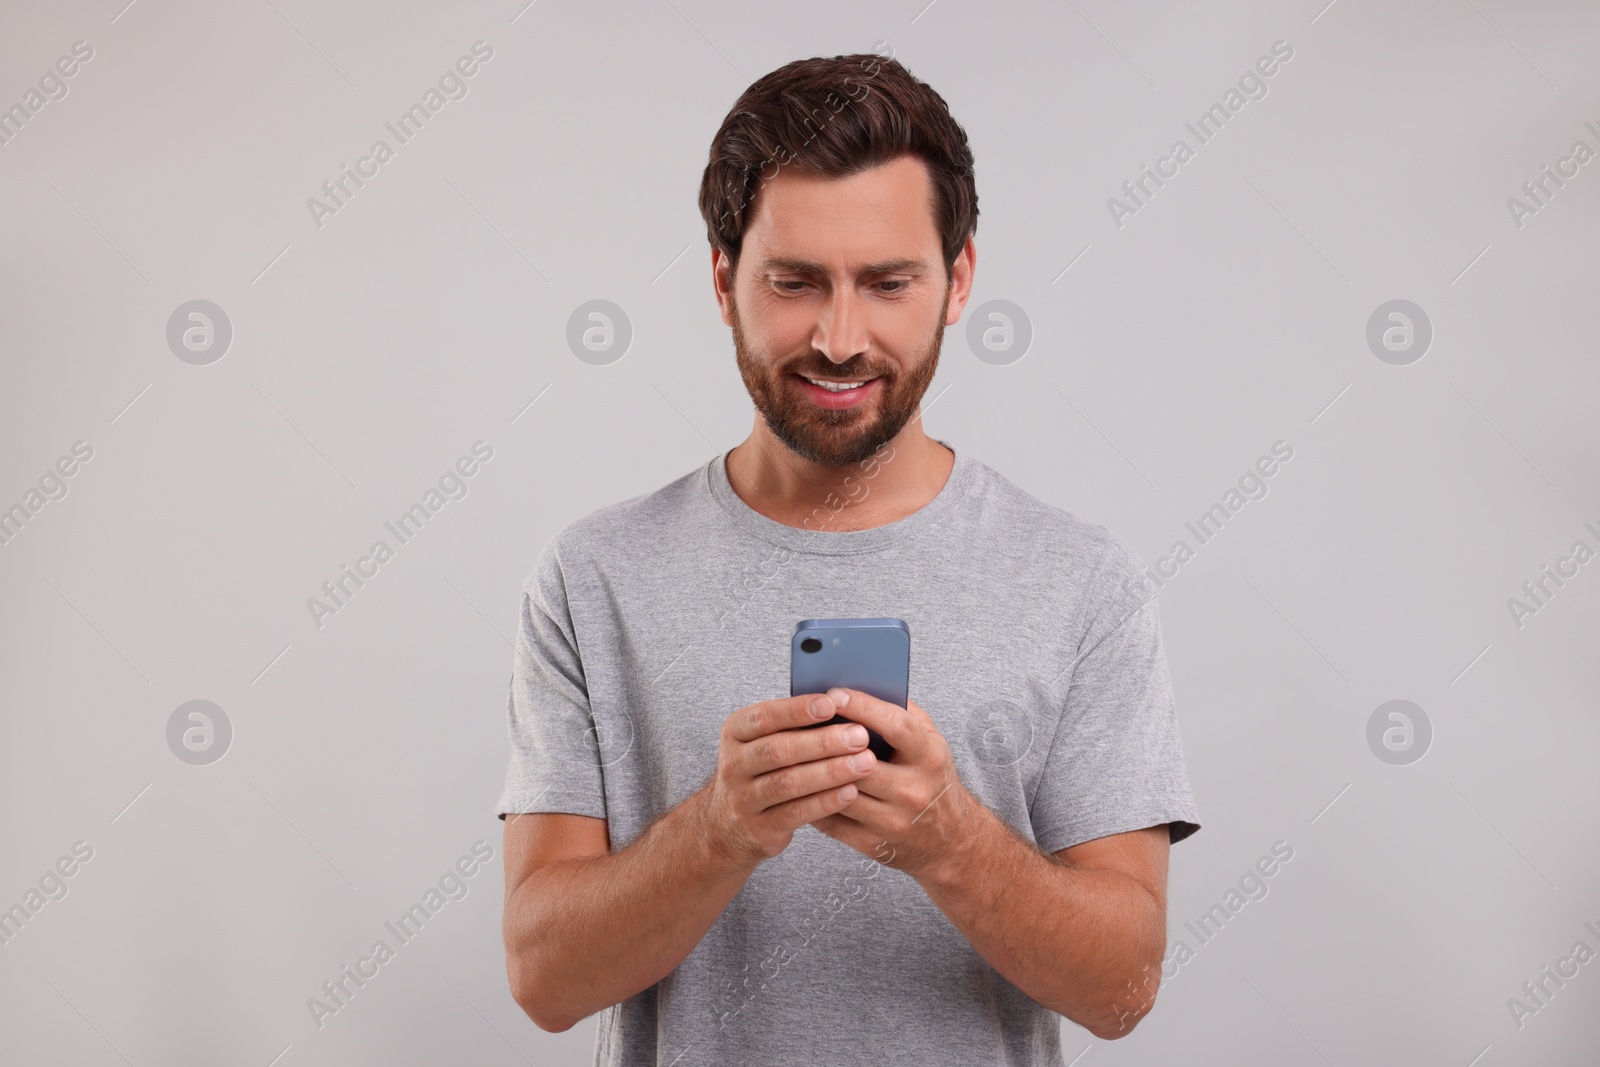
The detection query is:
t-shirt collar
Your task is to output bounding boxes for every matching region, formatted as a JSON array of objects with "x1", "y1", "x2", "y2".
[{"x1": 704, "y1": 438, "x2": 974, "y2": 556}]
